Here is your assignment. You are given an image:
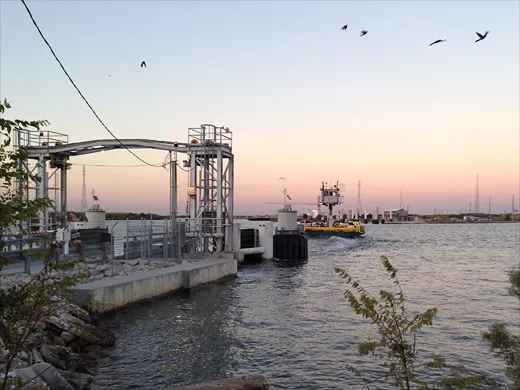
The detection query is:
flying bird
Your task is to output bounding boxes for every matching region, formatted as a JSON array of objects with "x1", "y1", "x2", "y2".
[
  {"x1": 429, "y1": 39, "x2": 447, "y2": 46},
  {"x1": 279, "y1": 177, "x2": 286, "y2": 180},
  {"x1": 475, "y1": 31, "x2": 489, "y2": 43},
  {"x1": 140, "y1": 61, "x2": 147, "y2": 68},
  {"x1": 341, "y1": 24, "x2": 348, "y2": 31},
  {"x1": 106, "y1": 73, "x2": 112, "y2": 77},
  {"x1": 360, "y1": 30, "x2": 368, "y2": 37}
]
